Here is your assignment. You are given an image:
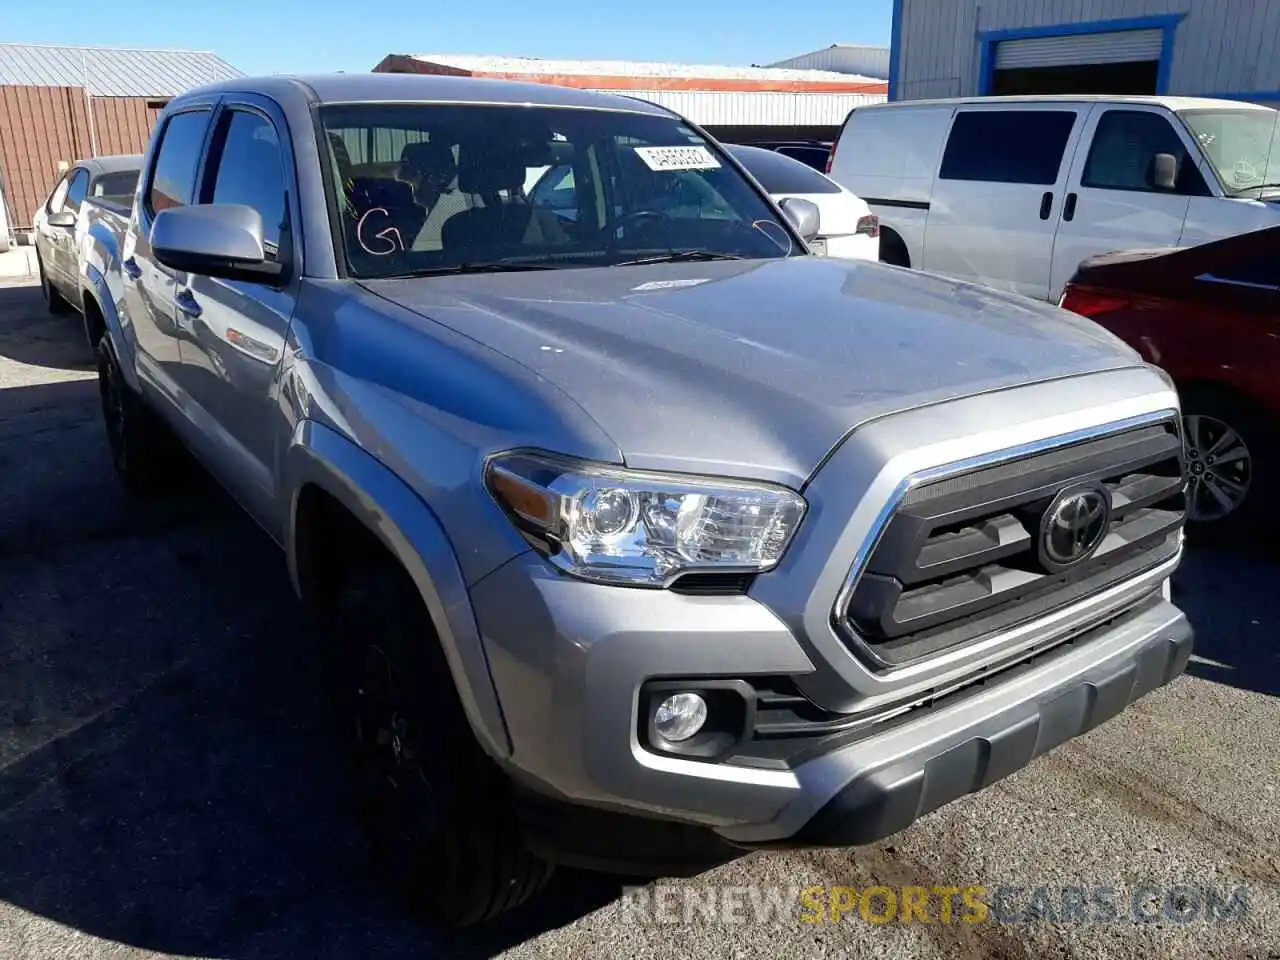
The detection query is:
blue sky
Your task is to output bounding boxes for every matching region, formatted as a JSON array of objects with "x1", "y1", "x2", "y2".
[{"x1": 15, "y1": 0, "x2": 893, "y2": 76}]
